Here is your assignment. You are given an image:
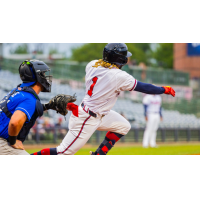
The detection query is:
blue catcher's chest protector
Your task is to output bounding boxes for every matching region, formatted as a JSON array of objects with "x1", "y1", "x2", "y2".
[{"x1": 0, "y1": 86, "x2": 43, "y2": 142}]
